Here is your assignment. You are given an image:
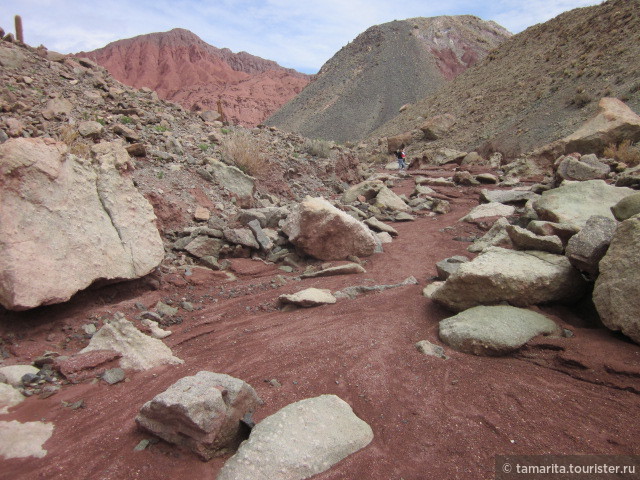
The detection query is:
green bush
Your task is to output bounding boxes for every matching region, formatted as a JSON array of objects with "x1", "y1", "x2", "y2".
[{"x1": 120, "y1": 115, "x2": 133, "y2": 124}]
